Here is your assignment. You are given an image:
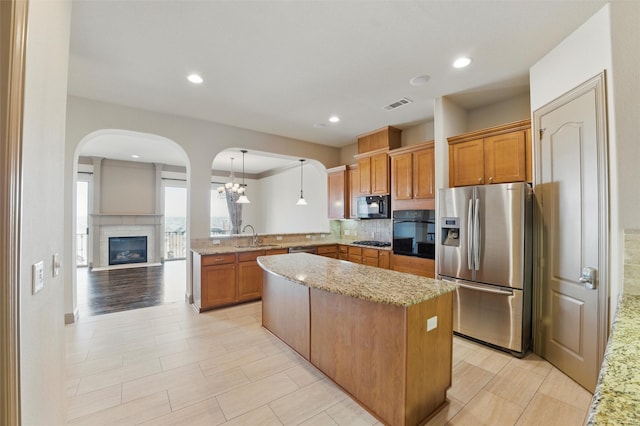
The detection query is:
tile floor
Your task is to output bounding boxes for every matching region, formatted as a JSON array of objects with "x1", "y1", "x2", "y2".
[{"x1": 65, "y1": 301, "x2": 593, "y2": 425}]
